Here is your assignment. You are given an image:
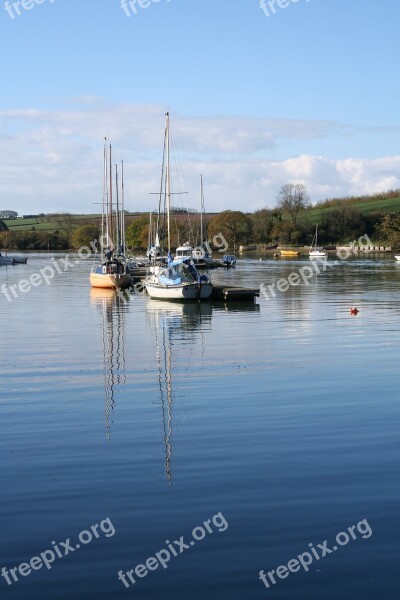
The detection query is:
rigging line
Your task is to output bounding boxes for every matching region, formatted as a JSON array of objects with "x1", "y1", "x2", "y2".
[
  {"x1": 109, "y1": 143, "x2": 114, "y2": 249},
  {"x1": 115, "y1": 163, "x2": 120, "y2": 254},
  {"x1": 156, "y1": 123, "x2": 168, "y2": 253},
  {"x1": 121, "y1": 160, "x2": 125, "y2": 254},
  {"x1": 169, "y1": 132, "x2": 192, "y2": 246},
  {"x1": 170, "y1": 132, "x2": 188, "y2": 201}
]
